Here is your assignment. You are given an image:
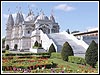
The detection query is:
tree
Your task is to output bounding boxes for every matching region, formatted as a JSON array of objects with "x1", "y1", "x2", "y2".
[
  {"x1": 38, "y1": 43, "x2": 42, "y2": 47},
  {"x1": 6, "y1": 44, "x2": 9, "y2": 50},
  {"x1": 2, "y1": 37, "x2": 5, "y2": 48},
  {"x1": 85, "y1": 40, "x2": 98, "y2": 68},
  {"x1": 66, "y1": 29, "x2": 70, "y2": 34},
  {"x1": 14, "y1": 44, "x2": 18, "y2": 49},
  {"x1": 61, "y1": 41, "x2": 74, "y2": 61},
  {"x1": 34, "y1": 41, "x2": 38, "y2": 47},
  {"x1": 48, "y1": 43, "x2": 56, "y2": 54}
]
